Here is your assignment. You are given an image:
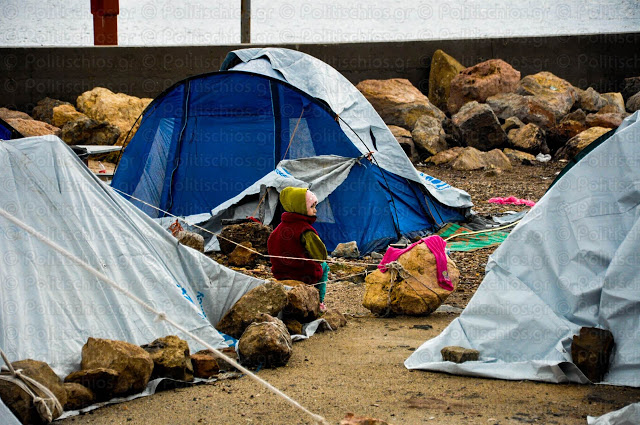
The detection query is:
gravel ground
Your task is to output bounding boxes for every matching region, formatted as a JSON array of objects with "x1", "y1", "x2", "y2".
[{"x1": 60, "y1": 160, "x2": 640, "y2": 425}]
